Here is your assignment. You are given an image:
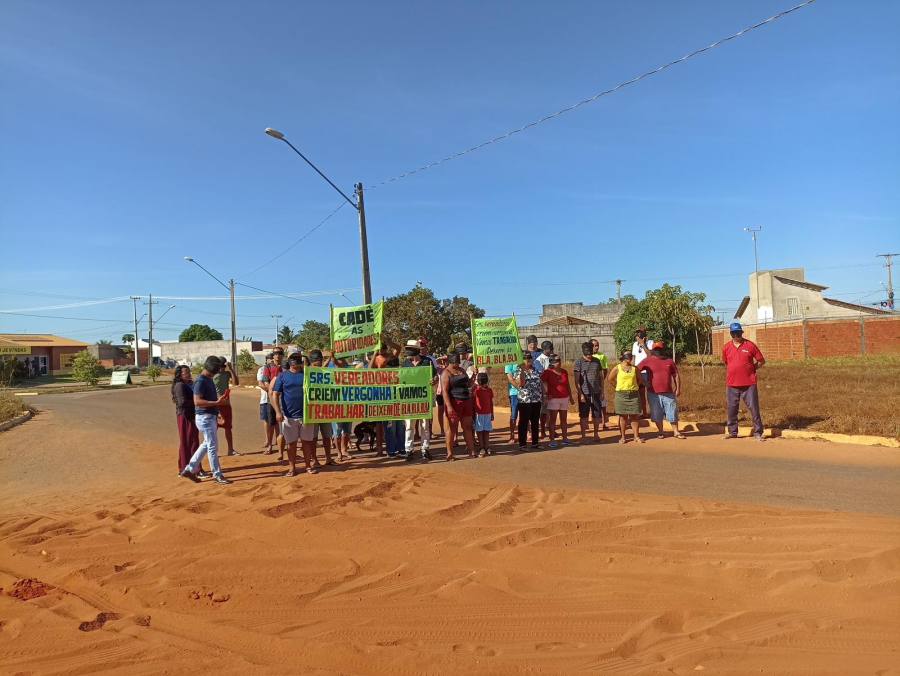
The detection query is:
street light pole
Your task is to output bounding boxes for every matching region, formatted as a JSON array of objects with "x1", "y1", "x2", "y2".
[
  {"x1": 130, "y1": 296, "x2": 140, "y2": 368},
  {"x1": 272, "y1": 314, "x2": 282, "y2": 345},
  {"x1": 184, "y1": 257, "x2": 238, "y2": 369},
  {"x1": 264, "y1": 128, "x2": 373, "y2": 304}
]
